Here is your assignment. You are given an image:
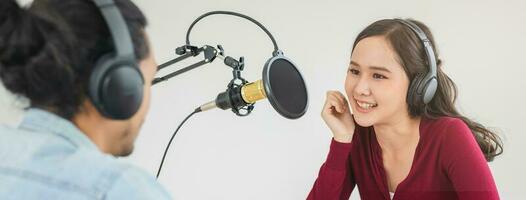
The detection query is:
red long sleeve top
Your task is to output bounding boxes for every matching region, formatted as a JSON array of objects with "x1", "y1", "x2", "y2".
[{"x1": 307, "y1": 117, "x2": 499, "y2": 200}]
